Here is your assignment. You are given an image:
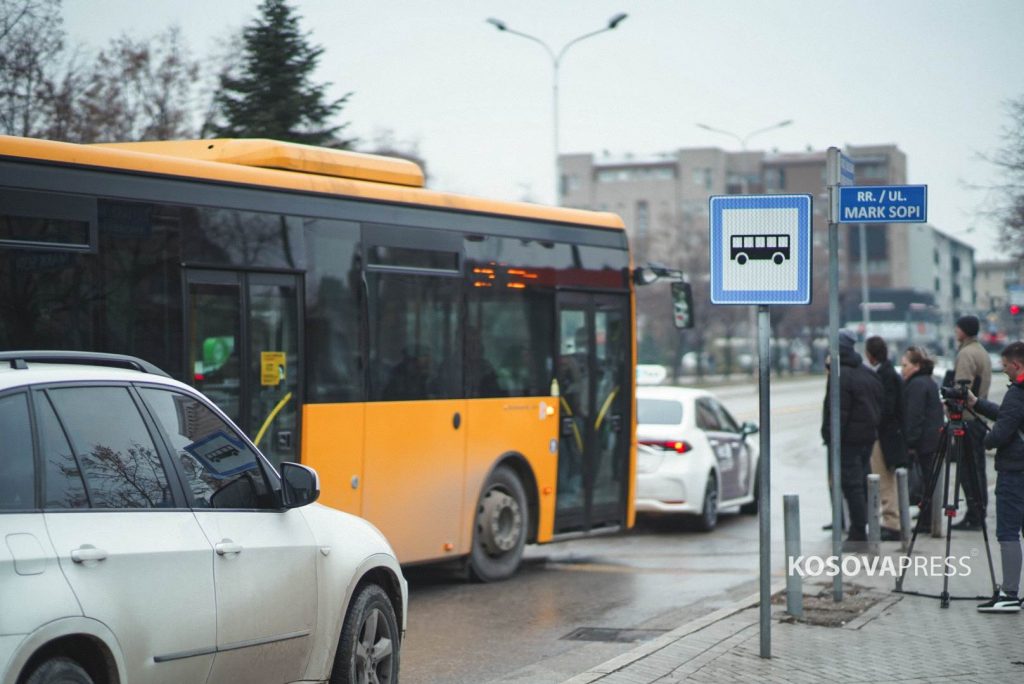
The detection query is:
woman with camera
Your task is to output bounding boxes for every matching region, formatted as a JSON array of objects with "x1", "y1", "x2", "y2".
[{"x1": 901, "y1": 346, "x2": 944, "y2": 533}]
